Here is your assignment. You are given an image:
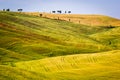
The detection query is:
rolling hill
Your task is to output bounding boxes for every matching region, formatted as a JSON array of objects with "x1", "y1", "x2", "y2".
[
  {"x1": 1, "y1": 50, "x2": 120, "y2": 80},
  {"x1": 23, "y1": 12, "x2": 120, "y2": 26},
  {"x1": 0, "y1": 11, "x2": 120, "y2": 80},
  {"x1": 14, "y1": 50, "x2": 120, "y2": 80}
]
